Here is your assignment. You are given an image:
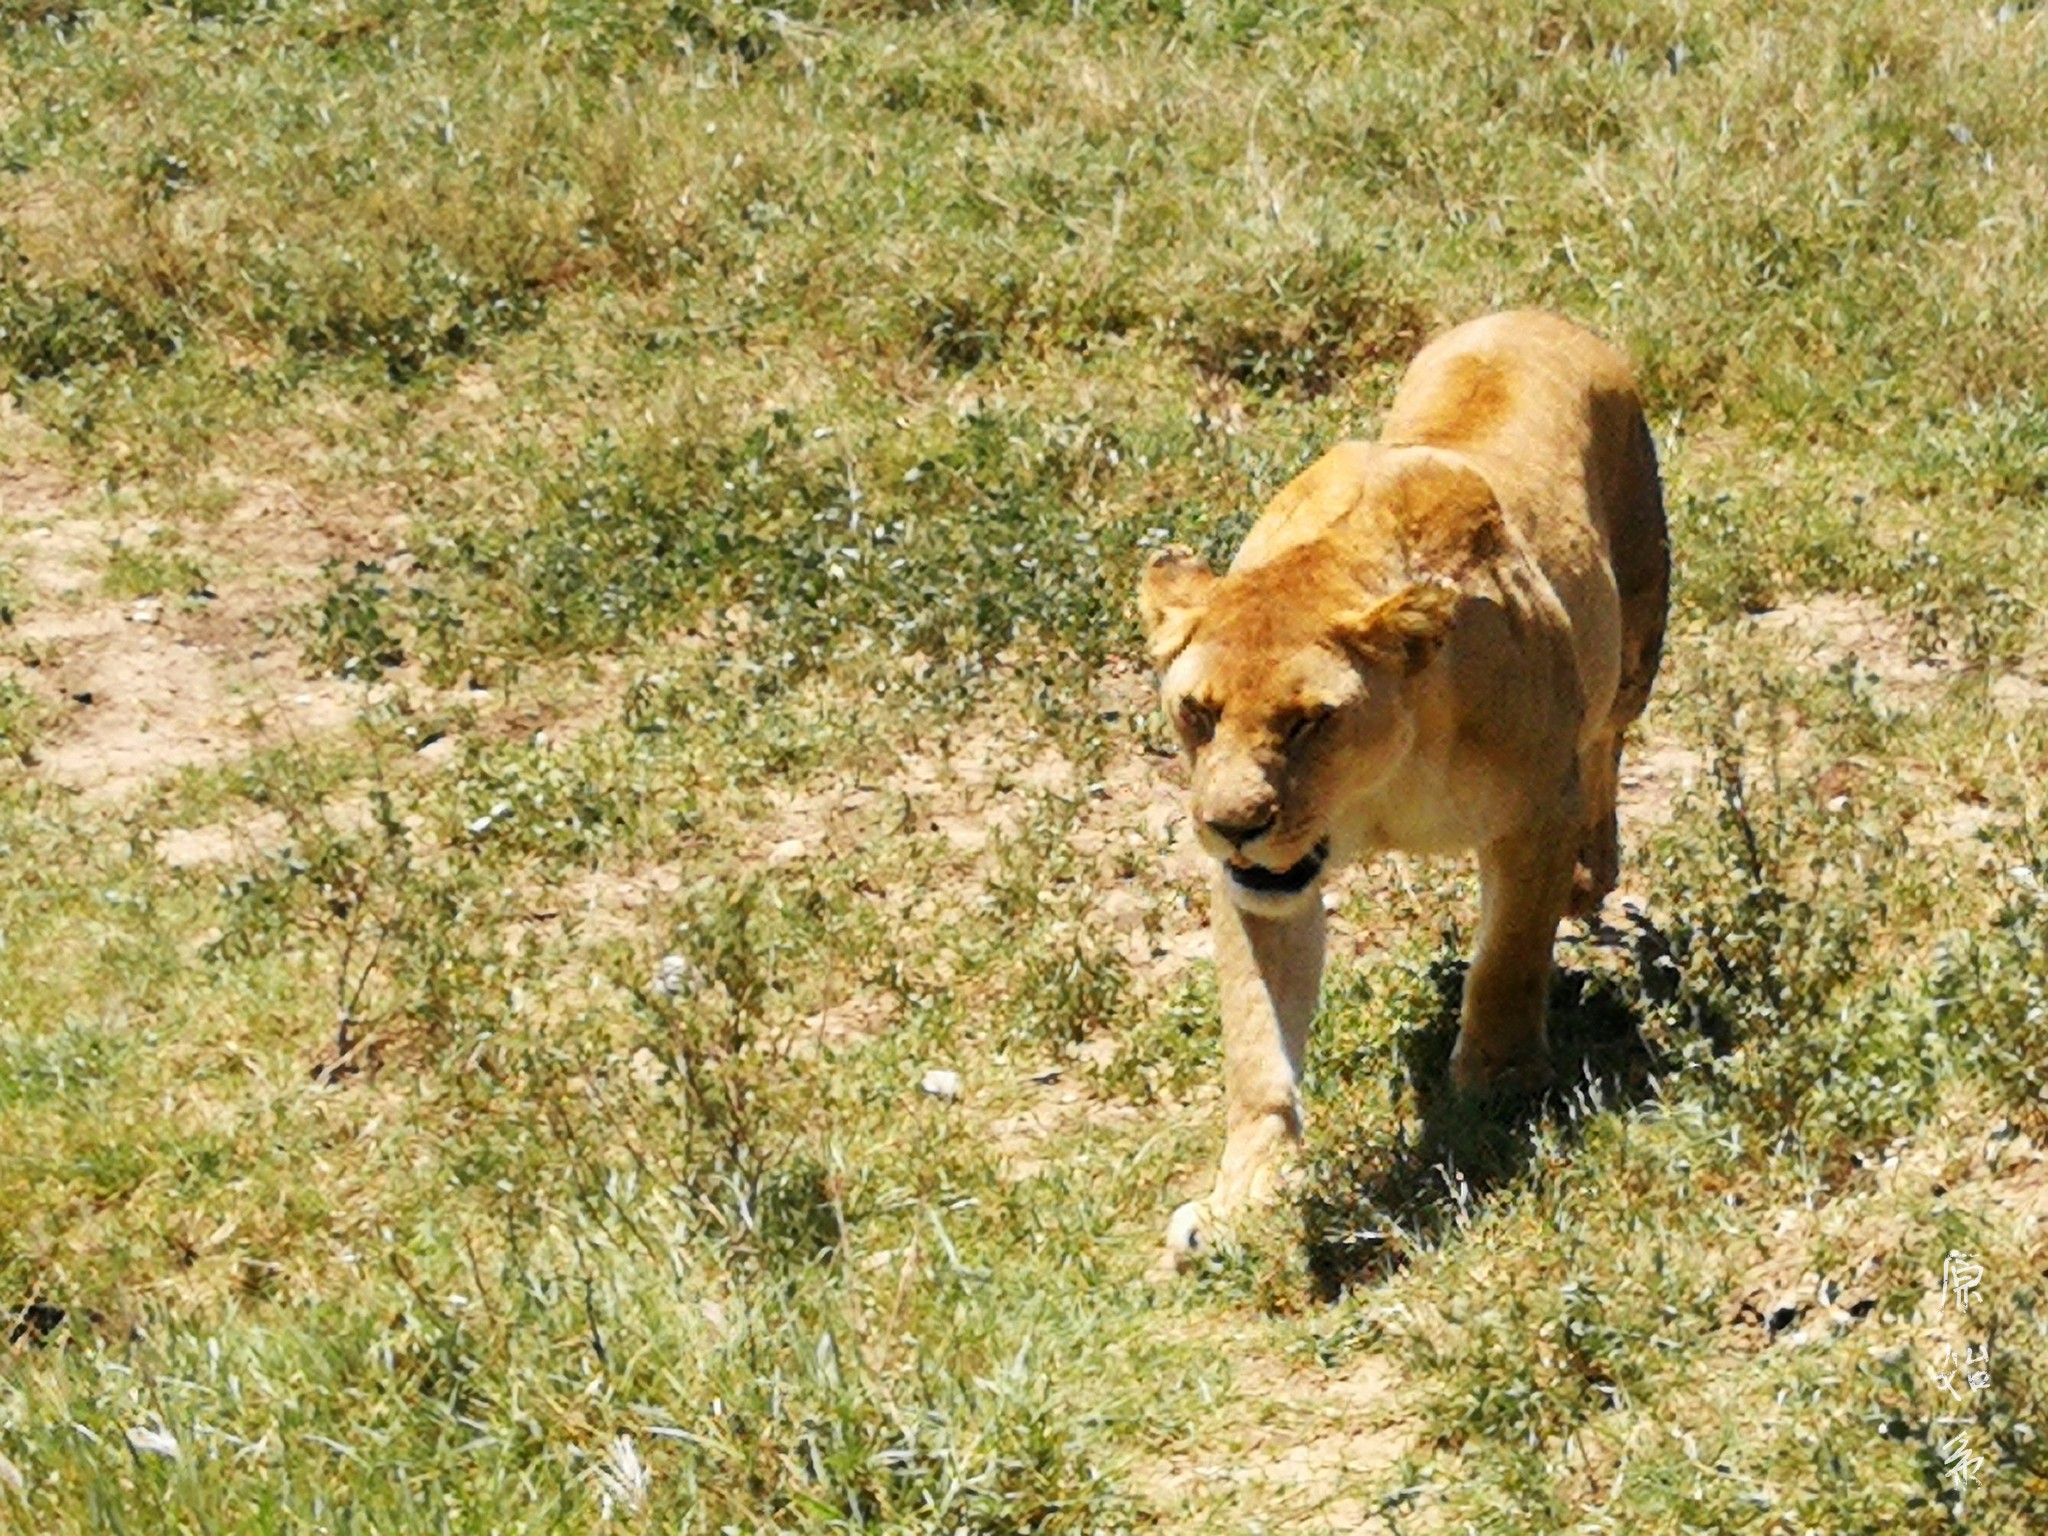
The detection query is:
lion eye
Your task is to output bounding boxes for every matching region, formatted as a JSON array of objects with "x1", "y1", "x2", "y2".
[
  {"x1": 1287, "y1": 708, "x2": 1333, "y2": 745},
  {"x1": 1177, "y1": 699, "x2": 1218, "y2": 743}
]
